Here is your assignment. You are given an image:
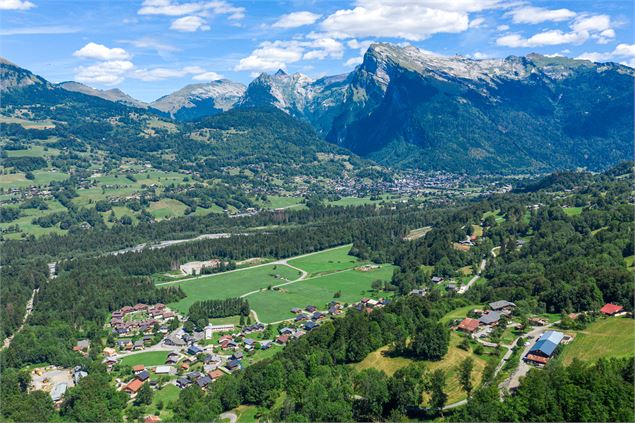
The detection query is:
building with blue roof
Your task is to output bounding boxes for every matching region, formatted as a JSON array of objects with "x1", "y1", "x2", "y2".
[{"x1": 527, "y1": 330, "x2": 564, "y2": 361}]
